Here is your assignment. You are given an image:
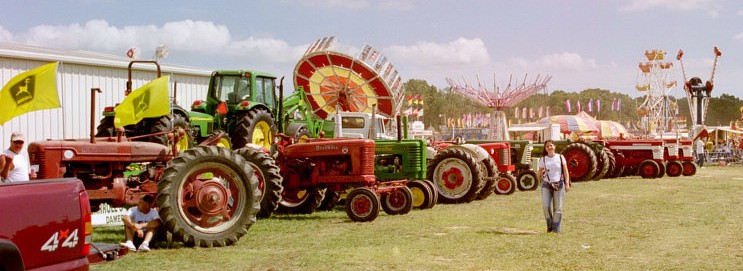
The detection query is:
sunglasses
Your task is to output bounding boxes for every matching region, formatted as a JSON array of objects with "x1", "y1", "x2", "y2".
[{"x1": 12, "y1": 141, "x2": 24, "y2": 144}]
